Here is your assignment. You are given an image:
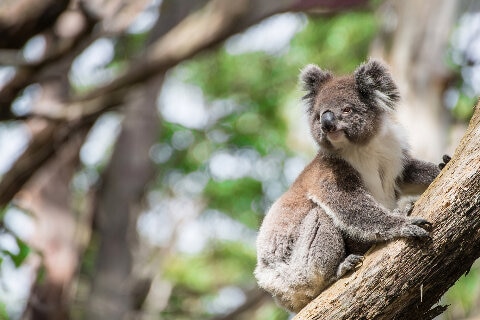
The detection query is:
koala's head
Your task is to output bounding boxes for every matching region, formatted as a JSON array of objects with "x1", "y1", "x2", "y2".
[{"x1": 300, "y1": 59, "x2": 400, "y2": 151}]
